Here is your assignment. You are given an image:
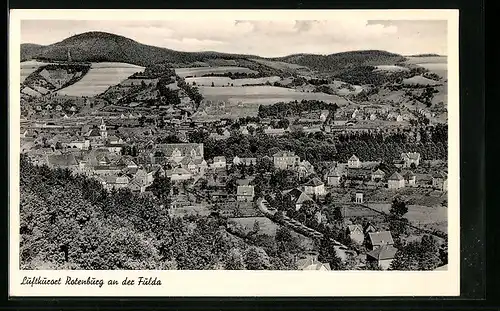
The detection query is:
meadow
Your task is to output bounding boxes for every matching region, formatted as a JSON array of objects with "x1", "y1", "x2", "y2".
[
  {"x1": 20, "y1": 60, "x2": 52, "y2": 83},
  {"x1": 175, "y1": 66, "x2": 258, "y2": 78},
  {"x1": 198, "y1": 85, "x2": 349, "y2": 105},
  {"x1": 57, "y1": 62, "x2": 144, "y2": 97}
]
